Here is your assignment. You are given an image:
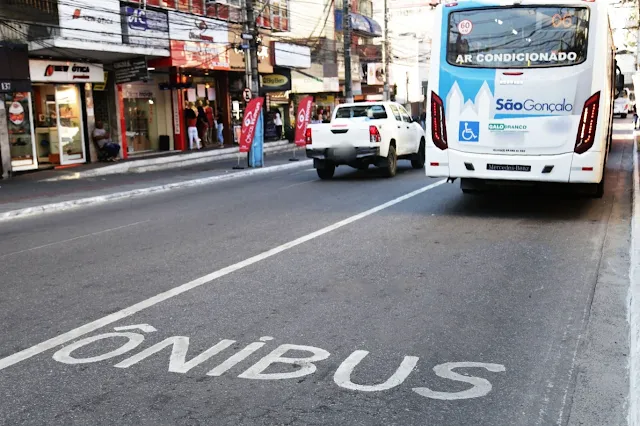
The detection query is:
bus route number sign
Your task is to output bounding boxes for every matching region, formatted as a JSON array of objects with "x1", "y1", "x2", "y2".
[{"x1": 458, "y1": 20, "x2": 473, "y2": 35}]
